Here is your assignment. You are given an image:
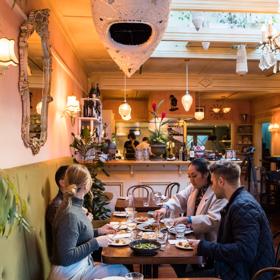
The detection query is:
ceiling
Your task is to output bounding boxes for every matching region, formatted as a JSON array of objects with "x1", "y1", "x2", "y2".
[{"x1": 46, "y1": 0, "x2": 280, "y2": 100}]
